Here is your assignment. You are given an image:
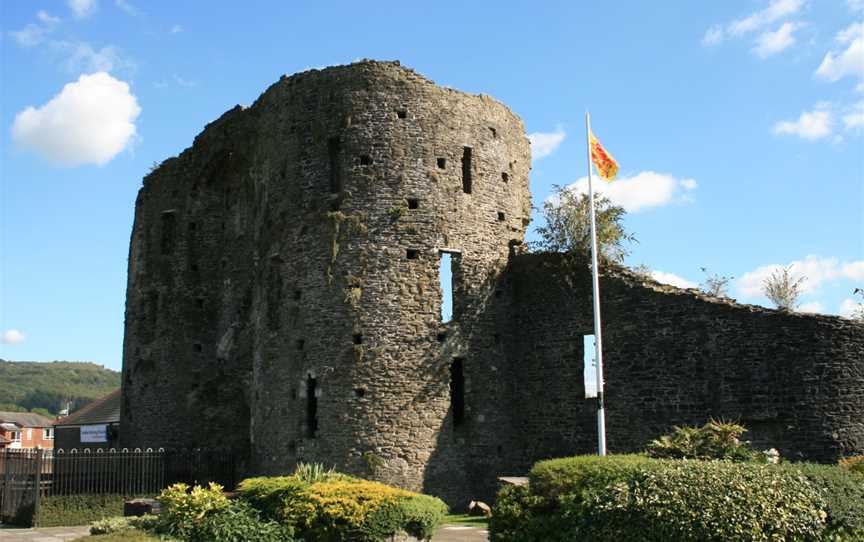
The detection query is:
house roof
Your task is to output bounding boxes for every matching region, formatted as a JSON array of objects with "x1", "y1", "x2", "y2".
[
  {"x1": 54, "y1": 389, "x2": 121, "y2": 427},
  {"x1": 0, "y1": 411, "x2": 54, "y2": 428}
]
